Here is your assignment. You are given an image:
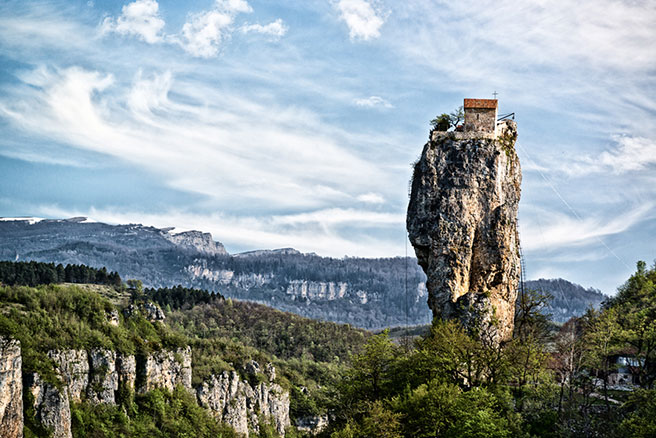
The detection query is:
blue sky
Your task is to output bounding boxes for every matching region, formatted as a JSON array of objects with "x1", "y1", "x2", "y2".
[{"x1": 0, "y1": 0, "x2": 655, "y2": 294}]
